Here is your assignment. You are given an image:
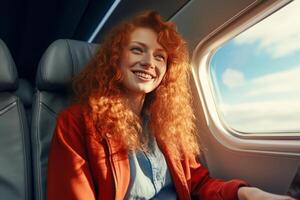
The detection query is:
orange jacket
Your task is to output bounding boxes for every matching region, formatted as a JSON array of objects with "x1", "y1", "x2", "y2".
[{"x1": 47, "y1": 104, "x2": 248, "y2": 200}]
